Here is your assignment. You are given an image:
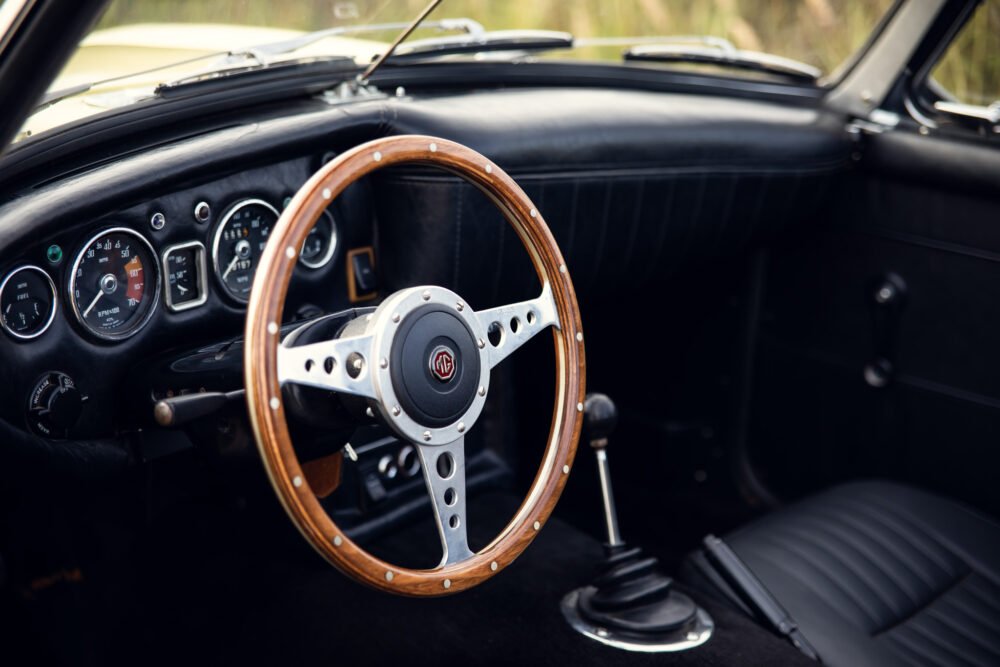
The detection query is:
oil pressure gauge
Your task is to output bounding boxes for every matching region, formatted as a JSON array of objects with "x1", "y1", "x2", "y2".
[{"x1": 0, "y1": 265, "x2": 57, "y2": 340}]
